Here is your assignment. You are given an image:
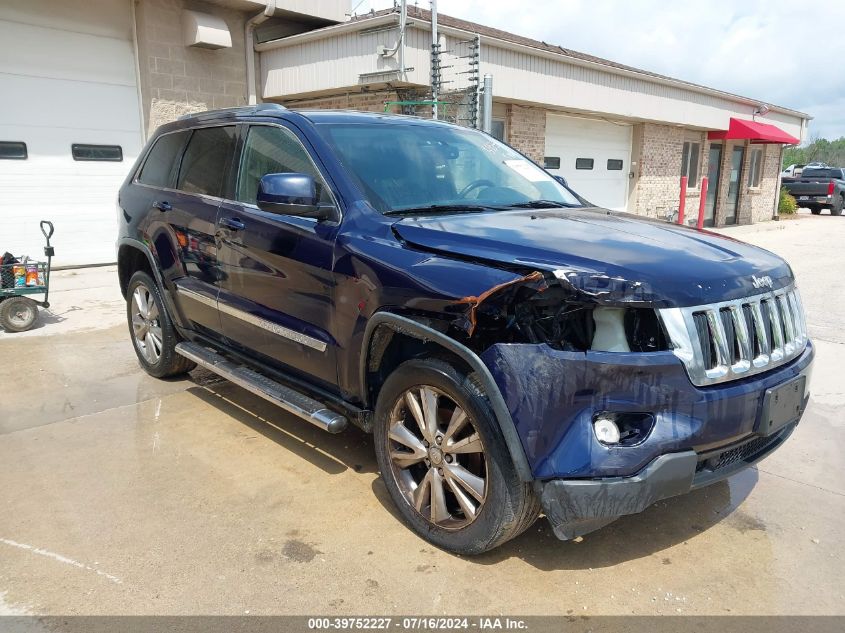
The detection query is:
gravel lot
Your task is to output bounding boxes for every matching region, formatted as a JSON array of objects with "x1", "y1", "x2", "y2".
[{"x1": 0, "y1": 212, "x2": 843, "y2": 616}]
